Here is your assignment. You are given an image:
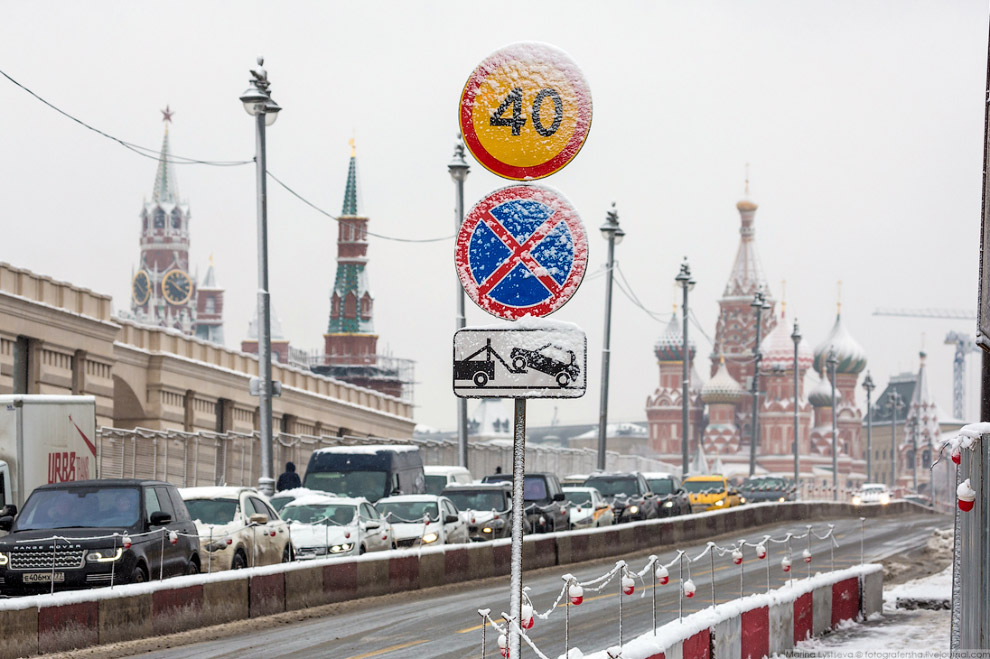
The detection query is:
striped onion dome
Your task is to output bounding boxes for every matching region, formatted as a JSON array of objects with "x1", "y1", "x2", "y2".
[
  {"x1": 813, "y1": 313, "x2": 867, "y2": 375},
  {"x1": 808, "y1": 371, "x2": 835, "y2": 408},
  {"x1": 701, "y1": 356, "x2": 744, "y2": 405},
  {"x1": 759, "y1": 312, "x2": 814, "y2": 372},
  {"x1": 655, "y1": 312, "x2": 696, "y2": 362}
]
